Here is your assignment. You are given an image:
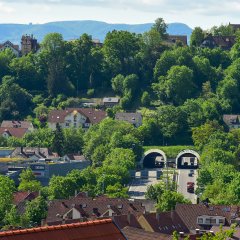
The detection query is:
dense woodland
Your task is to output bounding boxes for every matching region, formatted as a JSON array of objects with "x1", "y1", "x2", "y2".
[{"x1": 1, "y1": 18, "x2": 240, "y2": 228}]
